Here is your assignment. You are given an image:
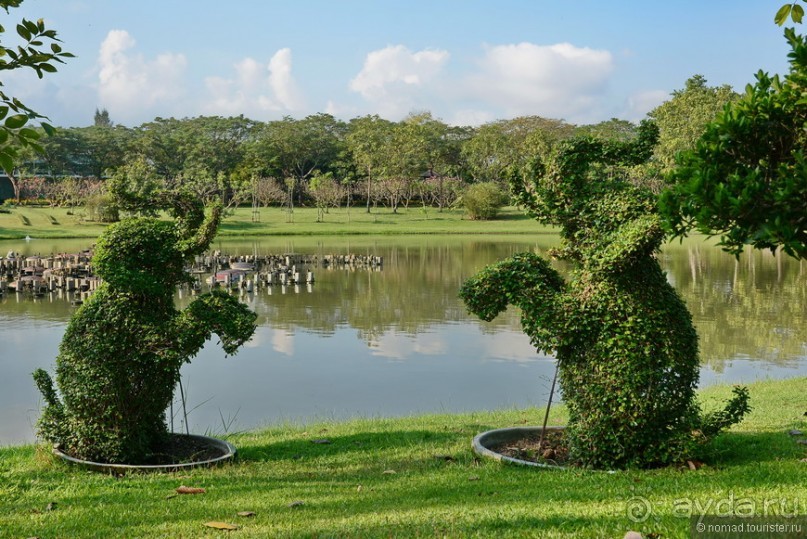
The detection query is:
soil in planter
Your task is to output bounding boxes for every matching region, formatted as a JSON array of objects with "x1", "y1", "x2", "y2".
[
  {"x1": 489, "y1": 429, "x2": 571, "y2": 467},
  {"x1": 60, "y1": 434, "x2": 226, "y2": 466},
  {"x1": 144, "y1": 434, "x2": 226, "y2": 465}
]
